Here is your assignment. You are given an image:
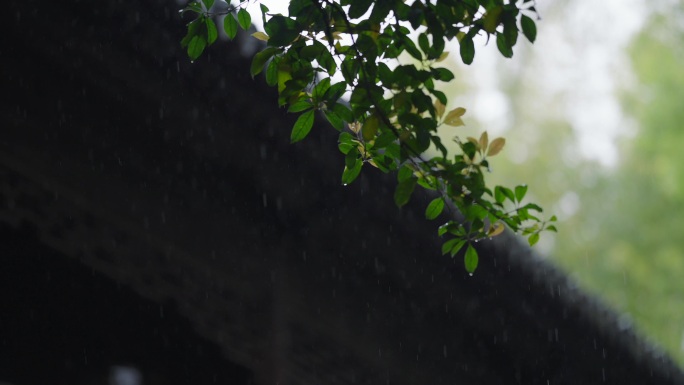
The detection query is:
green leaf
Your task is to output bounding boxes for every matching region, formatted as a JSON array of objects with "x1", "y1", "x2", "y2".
[
  {"x1": 450, "y1": 239, "x2": 467, "y2": 257},
  {"x1": 181, "y1": 18, "x2": 203, "y2": 48},
  {"x1": 374, "y1": 131, "x2": 396, "y2": 149},
  {"x1": 459, "y1": 36, "x2": 475, "y2": 65},
  {"x1": 187, "y1": 35, "x2": 207, "y2": 60},
  {"x1": 496, "y1": 33, "x2": 513, "y2": 58},
  {"x1": 250, "y1": 47, "x2": 279, "y2": 78},
  {"x1": 288, "y1": 99, "x2": 313, "y2": 113},
  {"x1": 290, "y1": 109, "x2": 315, "y2": 143},
  {"x1": 342, "y1": 159, "x2": 363, "y2": 185},
  {"x1": 182, "y1": 2, "x2": 203, "y2": 14},
  {"x1": 522, "y1": 202, "x2": 543, "y2": 212},
  {"x1": 206, "y1": 18, "x2": 218, "y2": 44},
  {"x1": 425, "y1": 197, "x2": 445, "y2": 220},
  {"x1": 432, "y1": 67, "x2": 455, "y2": 82},
  {"x1": 514, "y1": 184, "x2": 528, "y2": 202},
  {"x1": 521, "y1": 14, "x2": 537, "y2": 43},
  {"x1": 418, "y1": 32, "x2": 430, "y2": 53},
  {"x1": 394, "y1": 177, "x2": 417, "y2": 207},
  {"x1": 345, "y1": 150, "x2": 359, "y2": 169},
  {"x1": 264, "y1": 15, "x2": 301, "y2": 46},
  {"x1": 397, "y1": 164, "x2": 413, "y2": 182},
  {"x1": 265, "y1": 58, "x2": 279, "y2": 86},
  {"x1": 224, "y1": 15, "x2": 238, "y2": 39},
  {"x1": 441, "y1": 238, "x2": 462, "y2": 256},
  {"x1": 338, "y1": 132, "x2": 355, "y2": 154},
  {"x1": 237, "y1": 8, "x2": 252, "y2": 30},
  {"x1": 312, "y1": 77, "x2": 331, "y2": 100},
  {"x1": 464, "y1": 244, "x2": 479, "y2": 274},
  {"x1": 324, "y1": 82, "x2": 347, "y2": 104},
  {"x1": 362, "y1": 114, "x2": 380, "y2": 141},
  {"x1": 528, "y1": 232, "x2": 540, "y2": 246},
  {"x1": 494, "y1": 186, "x2": 506, "y2": 204},
  {"x1": 348, "y1": 0, "x2": 373, "y2": 19},
  {"x1": 201, "y1": 0, "x2": 214, "y2": 9},
  {"x1": 332, "y1": 103, "x2": 353, "y2": 122},
  {"x1": 324, "y1": 110, "x2": 344, "y2": 131},
  {"x1": 500, "y1": 186, "x2": 515, "y2": 202}
]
